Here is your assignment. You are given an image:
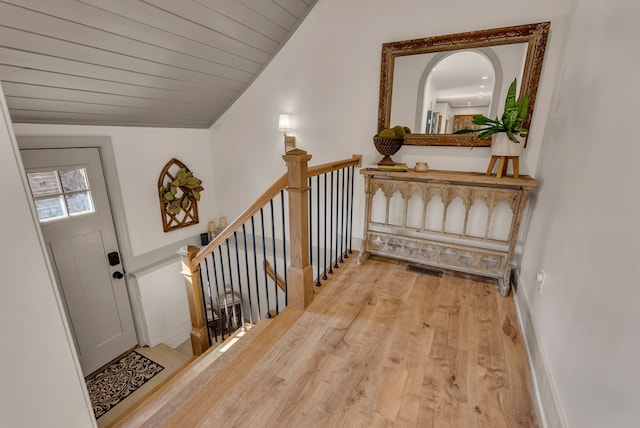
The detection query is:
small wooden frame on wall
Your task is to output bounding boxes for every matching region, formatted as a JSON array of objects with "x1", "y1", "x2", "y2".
[{"x1": 158, "y1": 158, "x2": 203, "y2": 232}]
